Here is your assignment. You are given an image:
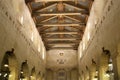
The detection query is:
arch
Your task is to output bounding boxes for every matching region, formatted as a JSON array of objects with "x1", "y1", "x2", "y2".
[
  {"x1": 30, "y1": 67, "x2": 36, "y2": 80},
  {"x1": 0, "y1": 49, "x2": 19, "y2": 80},
  {"x1": 19, "y1": 60, "x2": 29, "y2": 80}
]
